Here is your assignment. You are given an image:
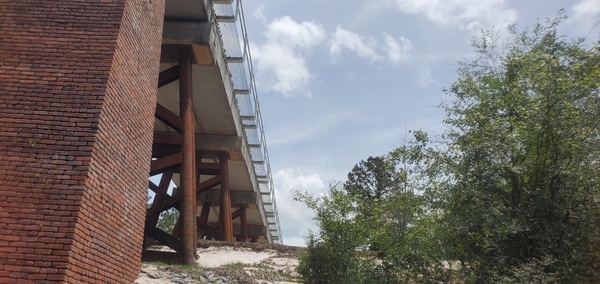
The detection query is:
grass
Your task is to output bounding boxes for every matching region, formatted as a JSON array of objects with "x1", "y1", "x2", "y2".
[
  {"x1": 224, "y1": 261, "x2": 250, "y2": 268},
  {"x1": 147, "y1": 260, "x2": 204, "y2": 272}
]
